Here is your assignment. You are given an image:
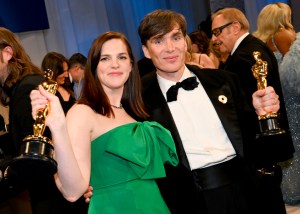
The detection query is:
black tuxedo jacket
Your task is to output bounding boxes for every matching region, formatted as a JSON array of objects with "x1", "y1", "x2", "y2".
[
  {"x1": 224, "y1": 34, "x2": 282, "y2": 111},
  {"x1": 8, "y1": 74, "x2": 44, "y2": 152},
  {"x1": 142, "y1": 64, "x2": 255, "y2": 213},
  {"x1": 223, "y1": 34, "x2": 294, "y2": 165}
]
